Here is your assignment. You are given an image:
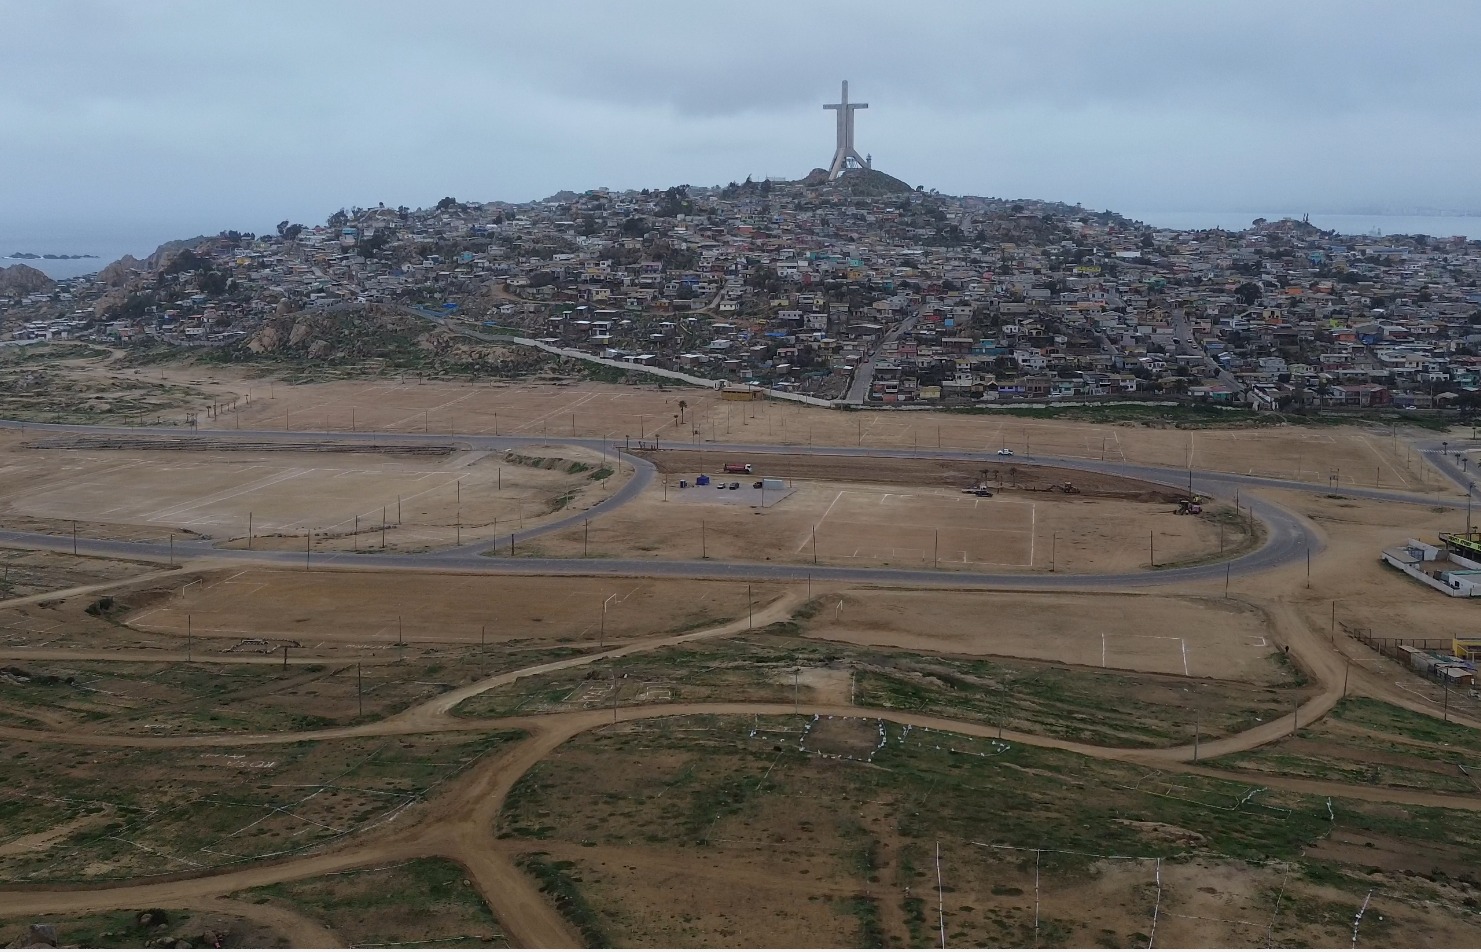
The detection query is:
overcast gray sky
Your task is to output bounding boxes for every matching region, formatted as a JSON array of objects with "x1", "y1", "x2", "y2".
[{"x1": 3, "y1": 0, "x2": 1479, "y2": 244}]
